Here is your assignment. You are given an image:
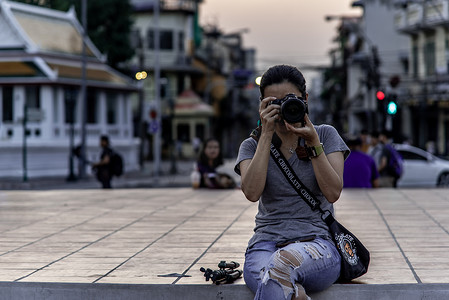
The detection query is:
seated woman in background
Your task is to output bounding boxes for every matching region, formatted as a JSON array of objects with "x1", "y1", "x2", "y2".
[{"x1": 197, "y1": 138, "x2": 235, "y2": 189}]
